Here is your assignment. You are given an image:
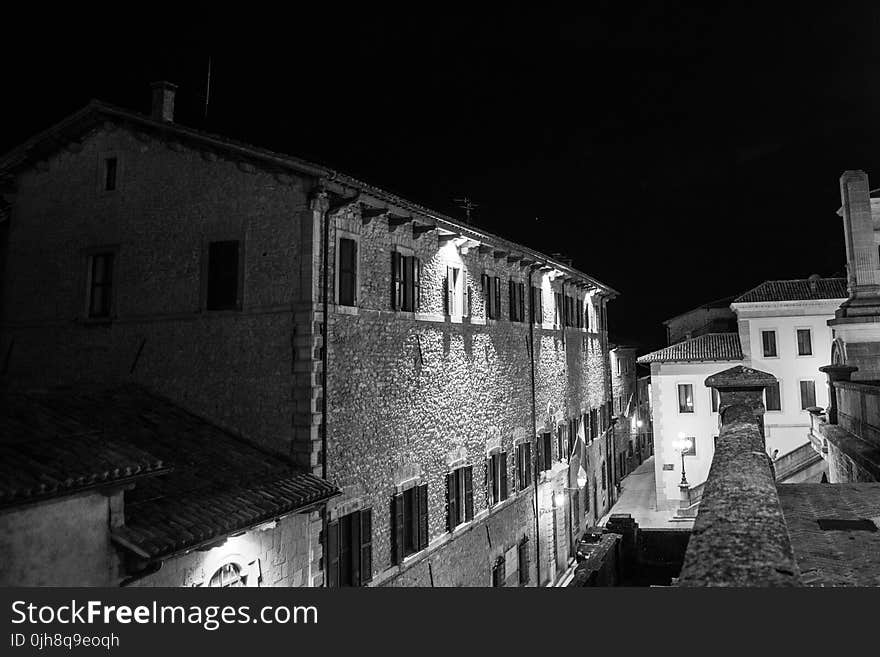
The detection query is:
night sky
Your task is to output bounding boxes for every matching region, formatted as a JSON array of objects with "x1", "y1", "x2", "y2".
[{"x1": 4, "y1": 5, "x2": 880, "y2": 351}]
